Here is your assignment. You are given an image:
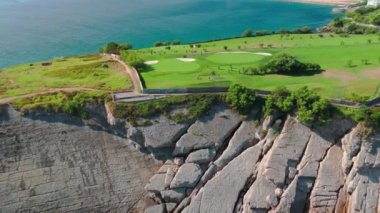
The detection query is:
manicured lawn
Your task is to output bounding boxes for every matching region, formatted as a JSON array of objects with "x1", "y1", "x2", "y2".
[
  {"x1": 0, "y1": 55, "x2": 132, "y2": 98},
  {"x1": 136, "y1": 34, "x2": 380, "y2": 98}
]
